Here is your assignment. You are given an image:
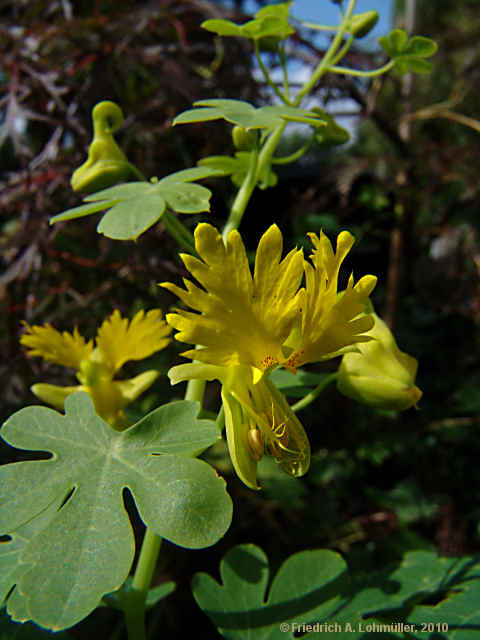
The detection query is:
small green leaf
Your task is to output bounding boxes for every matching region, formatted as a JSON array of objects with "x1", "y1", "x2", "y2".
[
  {"x1": 174, "y1": 99, "x2": 326, "y2": 133},
  {"x1": 0, "y1": 393, "x2": 231, "y2": 630},
  {"x1": 379, "y1": 30, "x2": 437, "y2": 76},
  {"x1": 51, "y1": 168, "x2": 219, "y2": 240},
  {"x1": 202, "y1": 4, "x2": 294, "y2": 41}
]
